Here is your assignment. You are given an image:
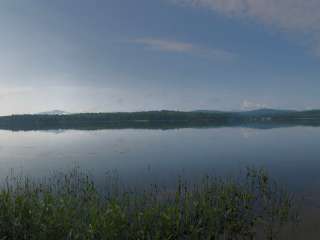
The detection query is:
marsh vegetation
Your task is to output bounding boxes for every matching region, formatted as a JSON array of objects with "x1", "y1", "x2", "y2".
[{"x1": 0, "y1": 167, "x2": 298, "y2": 240}]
